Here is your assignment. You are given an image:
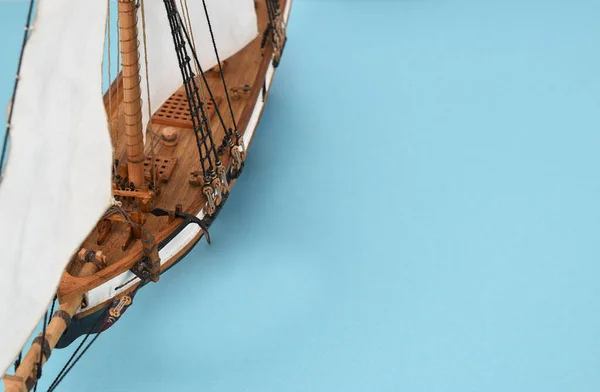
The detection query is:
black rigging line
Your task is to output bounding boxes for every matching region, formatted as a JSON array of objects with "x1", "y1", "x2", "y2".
[
  {"x1": 199, "y1": 0, "x2": 240, "y2": 145},
  {"x1": 0, "y1": 0, "x2": 36, "y2": 178},
  {"x1": 265, "y1": 0, "x2": 276, "y2": 22},
  {"x1": 47, "y1": 284, "x2": 143, "y2": 392},
  {"x1": 163, "y1": 0, "x2": 220, "y2": 183},
  {"x1": 47, "y1": 327, "x2": 106, "y2": 392},
  {"x1": 13, "y1": 351, "x2": 22, "y2": 372},
  {"x1": 46, "y1": 305, "x2": 110, "y2": 391},
  {"x1": 46, "y1": 301, "x2": 112, "y2": 392},
  {"x1": 49, "y1": 296, "x2": 57, "y2": 321},
  {"x1": 262, "y1": 0, "x2": 282, "y2": 58},
  {"x1": 260, "y1": 23, "x2": 272, "y2": 52},
  {"x1": 168, "y1": 1, "x2": 233, "y2": 152},
  {"x1": 265, "y1": 0, "x2": 279, "y2": 38}
]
